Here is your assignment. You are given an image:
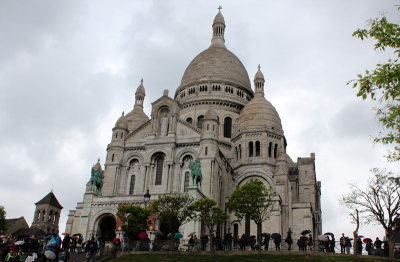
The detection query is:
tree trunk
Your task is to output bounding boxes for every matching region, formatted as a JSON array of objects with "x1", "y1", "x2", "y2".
[
  {"x1": 170, "y1": 234, "x2": 174, "y2": 255},
  {"x1": 257, "y1": 223, "x2": 262, "y2": 255},
  {"x1": 353, "y1": 209, "x2": 359, "y2": 258},
  {"x1": 210, "y1": 233, "x2": 214, "y2": 254},
  {"x1": 389, "y1": 230, "x2": 396, "y2": 260}
]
